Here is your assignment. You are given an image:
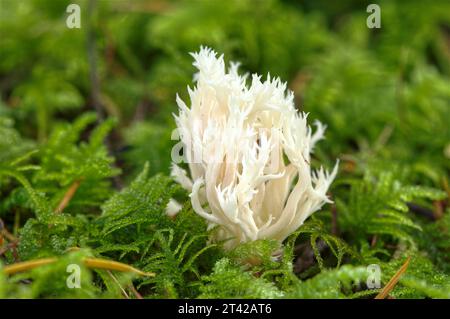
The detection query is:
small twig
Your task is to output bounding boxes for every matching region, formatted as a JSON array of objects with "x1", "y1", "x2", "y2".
[
  {"x1": 128, "y1": 283, "x2": 144, "y2": 299},
  {"x1": 55, "y1": 179, "x2": 83, "y2": 214},
  {"x1": 107, "y1": 270, "x2": 130, "y2": 299},
  {"x1": 375, "y1": 256, "x2": 411, "y2": 299},
  {"x1": 330, "y1": 200, "x2": 339, "y2": 236}
]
